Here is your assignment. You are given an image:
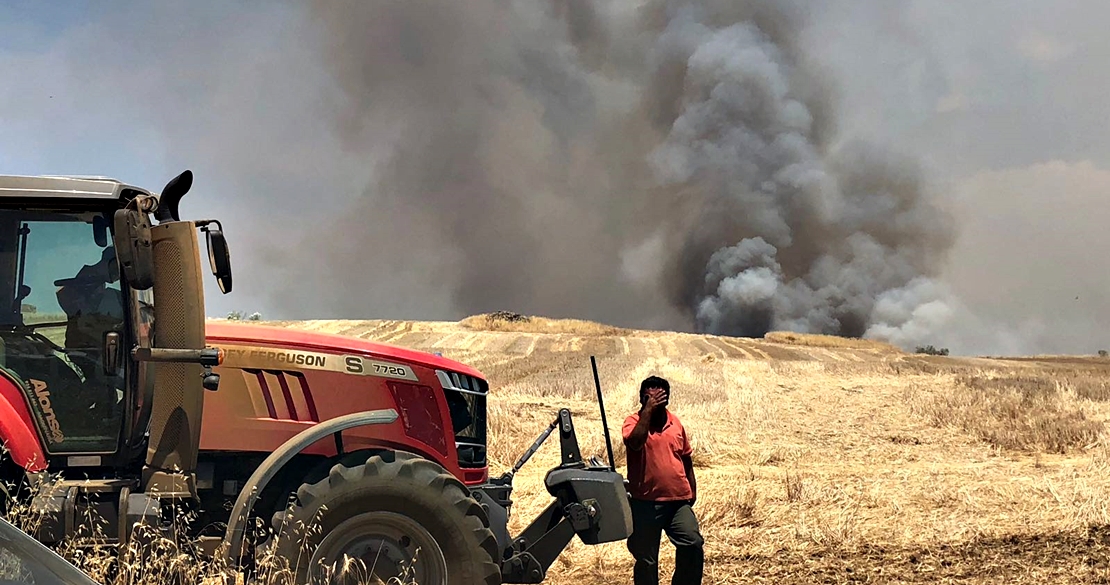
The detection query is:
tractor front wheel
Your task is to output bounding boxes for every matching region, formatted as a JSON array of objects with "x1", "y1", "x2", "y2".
[{"x1": 260, "y1": 450, "x2": 501, "y2": 585}]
